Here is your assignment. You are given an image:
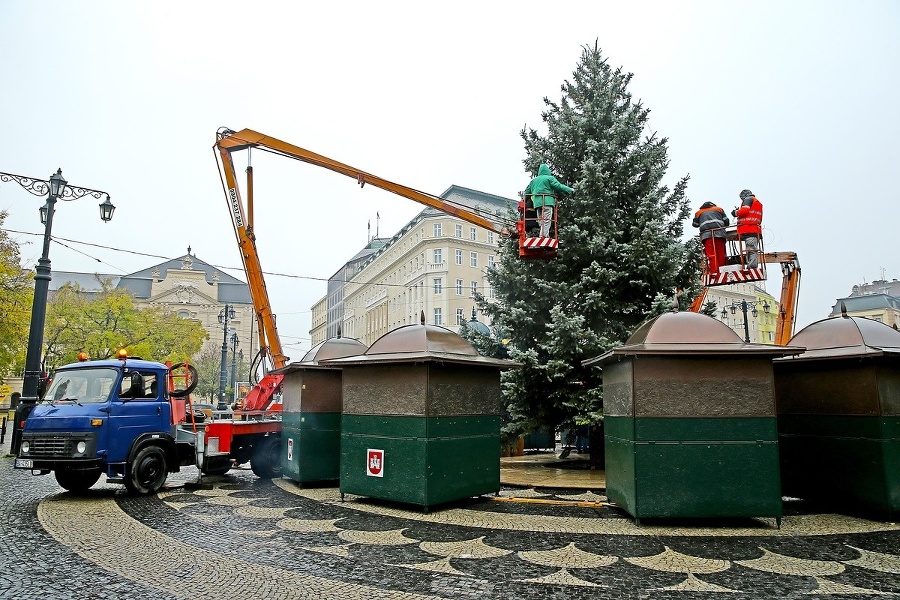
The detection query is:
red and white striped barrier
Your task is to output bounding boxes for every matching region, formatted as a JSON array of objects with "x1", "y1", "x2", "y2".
[
  {"x1": 522, "y1": 237, "x2": 559, "y2": 249},
  {"x1": 704, "y1": 267, "x2": 765, "y2": 286}
]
